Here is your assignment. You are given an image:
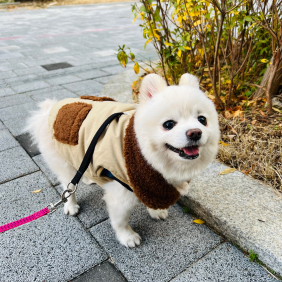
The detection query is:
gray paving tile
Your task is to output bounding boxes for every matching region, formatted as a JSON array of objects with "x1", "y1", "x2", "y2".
[
  {"x1": 45, "y1": 75, "x2": 82, "y2": 85},
  {"x1": 171, "y1": 243, "x2": 277, "y2": 282},
  {"x1": 33, "y1": 154, "x2": 60, "y2": 186},
  {"x1": 63, "y1": 80, "x2": 104, "y2": 94},
  {"x1": 101, "y1": 65, "x2": 131, "y2": 75},
  {"x1": 31, "y1": 88, "x2": 79, "y2": 102},
  {"x1": 11, "y1": 80, "x2": 50, "y2": 93},
  {"x1": 93, "y1": 75, "x2": 115, "y2": 85},
  {"x1": 0, "y1": 120, "x2": 5, "y2": 130},
  {"x1": 16, "y1": 132, "x2": 40, "y2": 157},
  {"x1": 13, "y1": 66, "x2": 47, "y2": 76},
  {"x1": 4, "y1": 74, "x2": 37, "y2": 84},
  {"x1": 76, "y1": 69, "x2": 110, "y2": 80},
  {"x1": 71, "y1": 262, "x2": 125, "y2": 282},
  {"x1": 0, "y1": 129, "x2": 19, "y2": 151},
  {"x1": 0, "y1": 146, "x2": 38, "y2": 184},
  {"x1": 90, "y1": 204, "x2": 221, "y2": 282},
  {"x1": 0, "y1": 172, "x2": 108, "y2": 282},
  {"x1": 56, "y1": 182, "x2": 108, "y2": 229},
  {"x1": 0, "y1": 87, "x2": 16, "y2": 97},
  {"x1": 0, "y1": 70, "x2": 17, "y2": 79},
  {"x1": 0, "y1": 94, "x2": 33, "y2": 109},
  {"x1": 3, "y1": 117, "x2": 27, "y2": 136},
  {"x1": 0, "y1": 102, "x2": 36, "y2": 121}
]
